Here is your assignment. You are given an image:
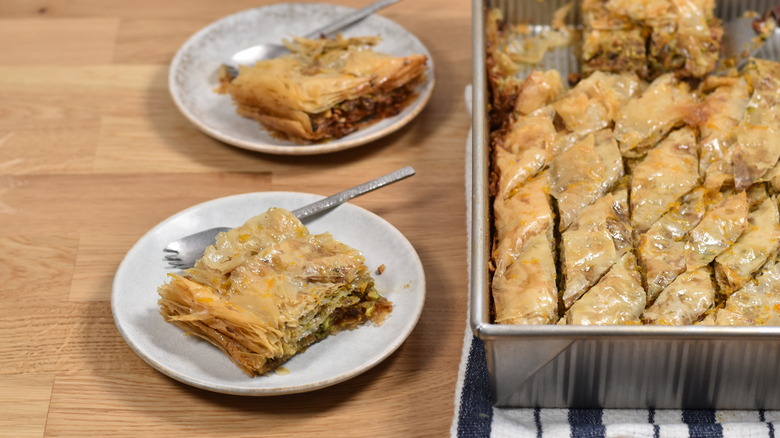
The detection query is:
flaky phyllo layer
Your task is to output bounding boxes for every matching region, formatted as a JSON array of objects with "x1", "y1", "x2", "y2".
[
  {"x1": 488, "y1": 29, "x2": 780, "y2": 326},
  {"x1": 217, "y1": 35, "x2": 428, "y2": 143},
  {"x1": 158, "y1": 208, "x2": 392, "y2": 375}
]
